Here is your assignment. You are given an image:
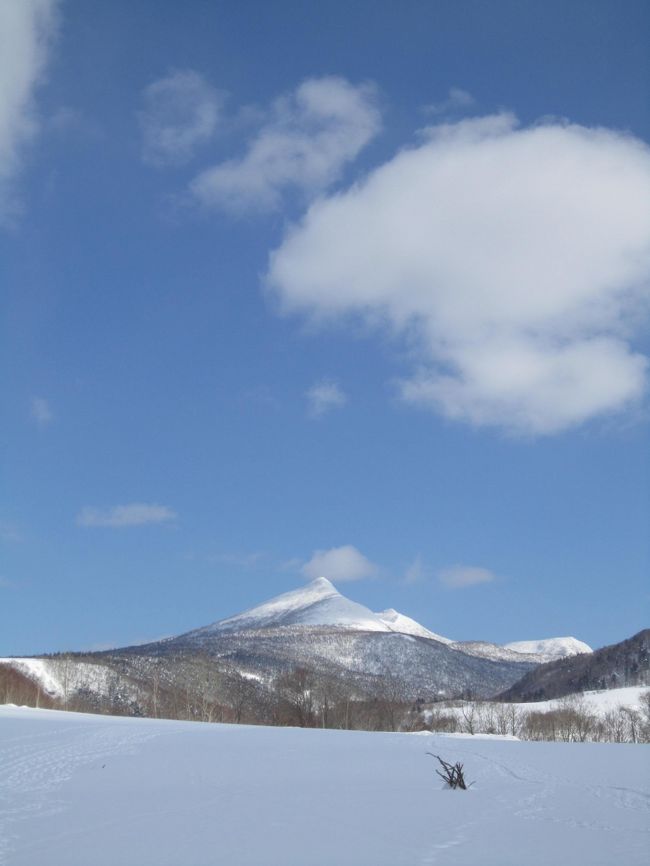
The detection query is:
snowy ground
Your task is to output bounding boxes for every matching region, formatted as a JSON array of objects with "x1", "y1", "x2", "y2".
[
  {"x1": 1, "y1": 706, "x2": 648, "y2": 866},
  {"x1": 430, "y1": 685, "x2": 649, "y2": 721}
]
